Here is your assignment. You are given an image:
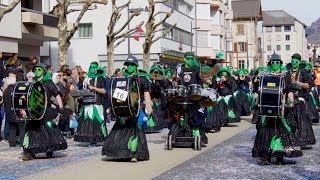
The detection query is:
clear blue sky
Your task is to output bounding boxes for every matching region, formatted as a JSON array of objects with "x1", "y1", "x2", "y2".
[{"x1": 262, "y1": 0, "x2": 319, "y2": 26}]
